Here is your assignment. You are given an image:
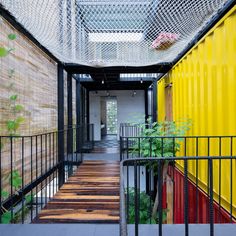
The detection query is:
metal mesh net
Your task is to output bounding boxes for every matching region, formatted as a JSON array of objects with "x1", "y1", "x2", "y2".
[{"x1": 0, "y1": 0, "x2": 229, "y2": 67}]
